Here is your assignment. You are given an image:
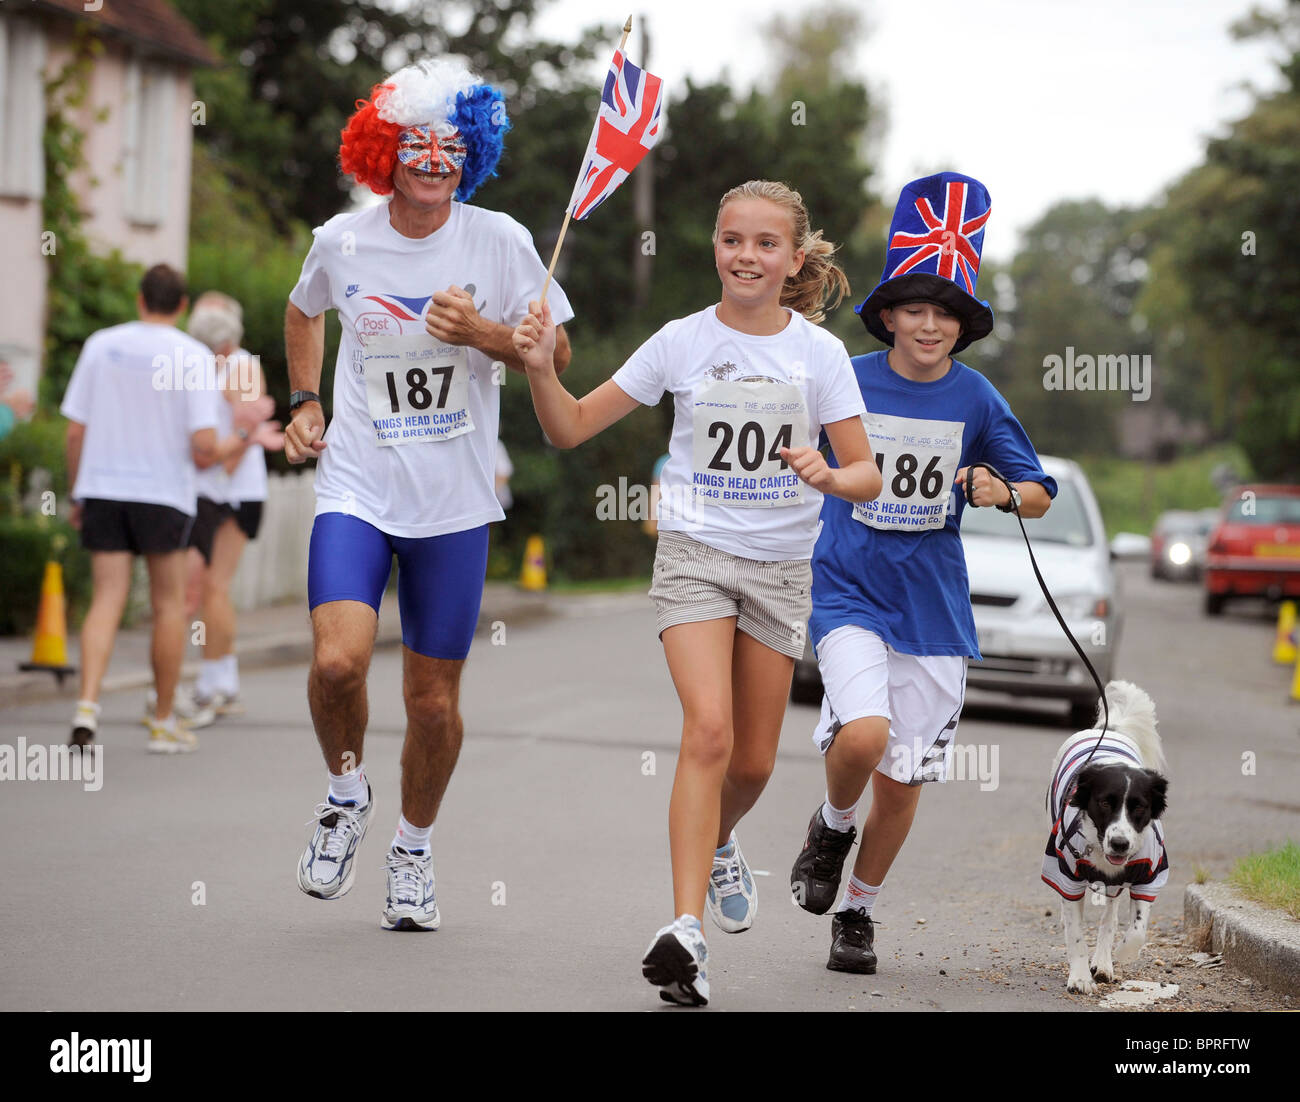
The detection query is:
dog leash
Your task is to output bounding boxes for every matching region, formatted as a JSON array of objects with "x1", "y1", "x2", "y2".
[{"x1": 963, "y1": 462, "x2": 1111, "y2": 847}]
